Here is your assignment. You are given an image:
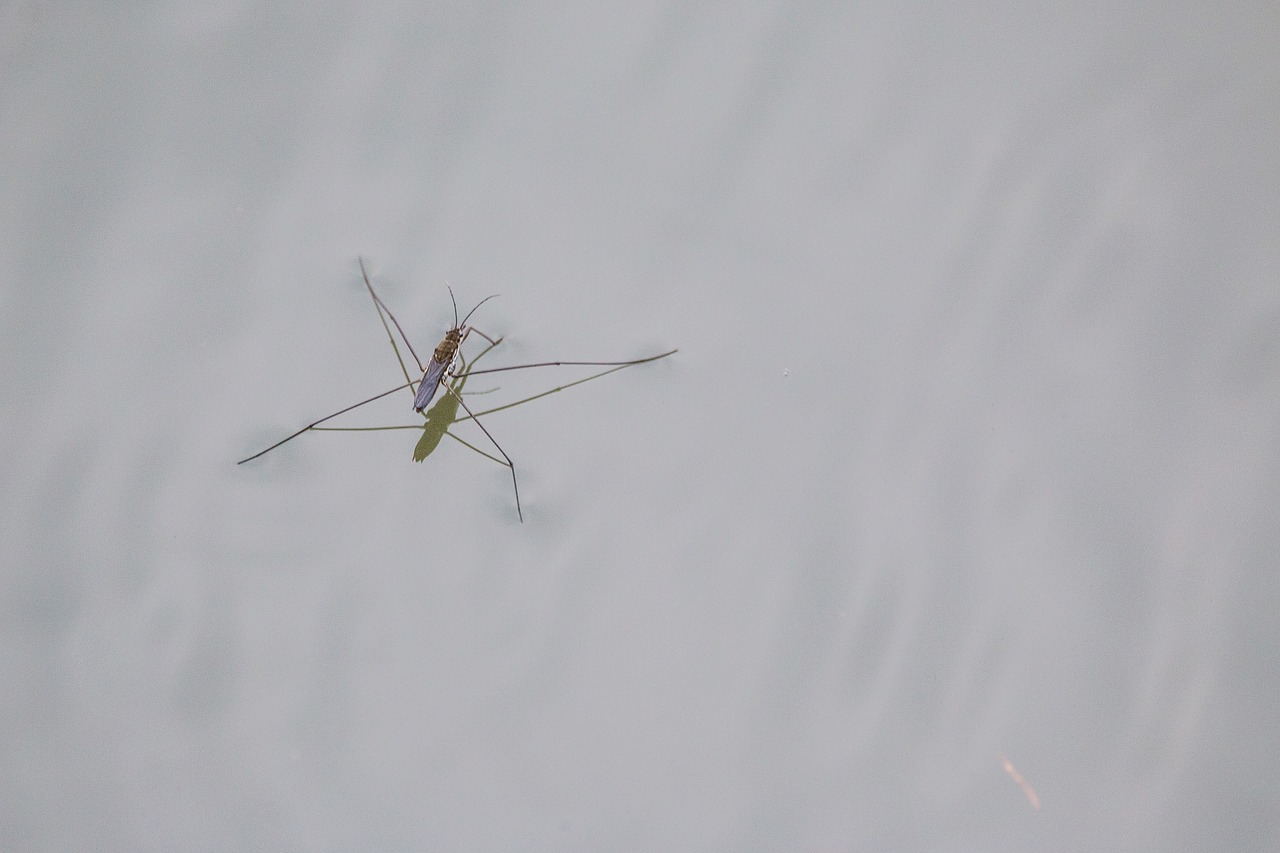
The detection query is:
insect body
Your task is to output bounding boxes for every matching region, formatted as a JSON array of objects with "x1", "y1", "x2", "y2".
[
  {"x1": 414, "y1": 329, "x2": 461, "y2": 411},
  {"x1": 412, "y1": 290, "x2": 498, "y2": 412}
]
